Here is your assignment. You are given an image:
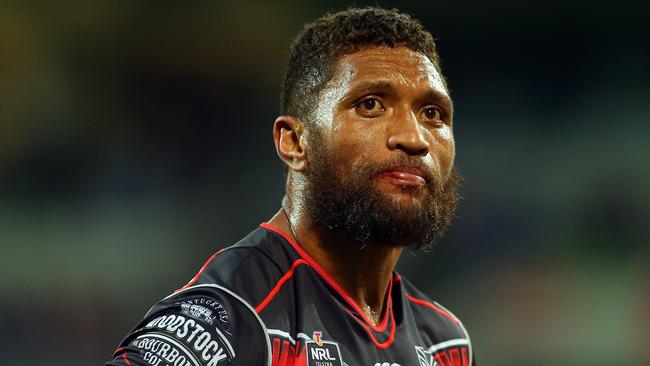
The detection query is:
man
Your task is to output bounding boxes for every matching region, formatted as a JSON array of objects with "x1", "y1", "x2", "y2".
[{"x1": 107, "y1": 7, "x2": 473, "y2": 366}]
